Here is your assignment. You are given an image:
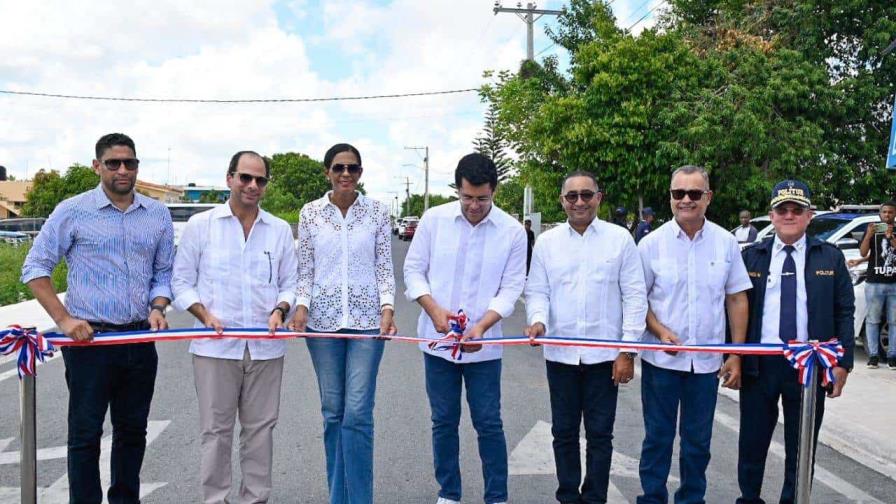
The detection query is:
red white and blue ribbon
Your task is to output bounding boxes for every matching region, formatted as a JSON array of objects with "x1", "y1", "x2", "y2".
[
  {"x1": 783, "y1": 339, "x2": 845, "y2": 387},
  {"x1": 0, "y1": 325, "x2": 55, "y2": 378},
  {"x1": 427, "y1": 310, "x2": 468, "y2": 360}
]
